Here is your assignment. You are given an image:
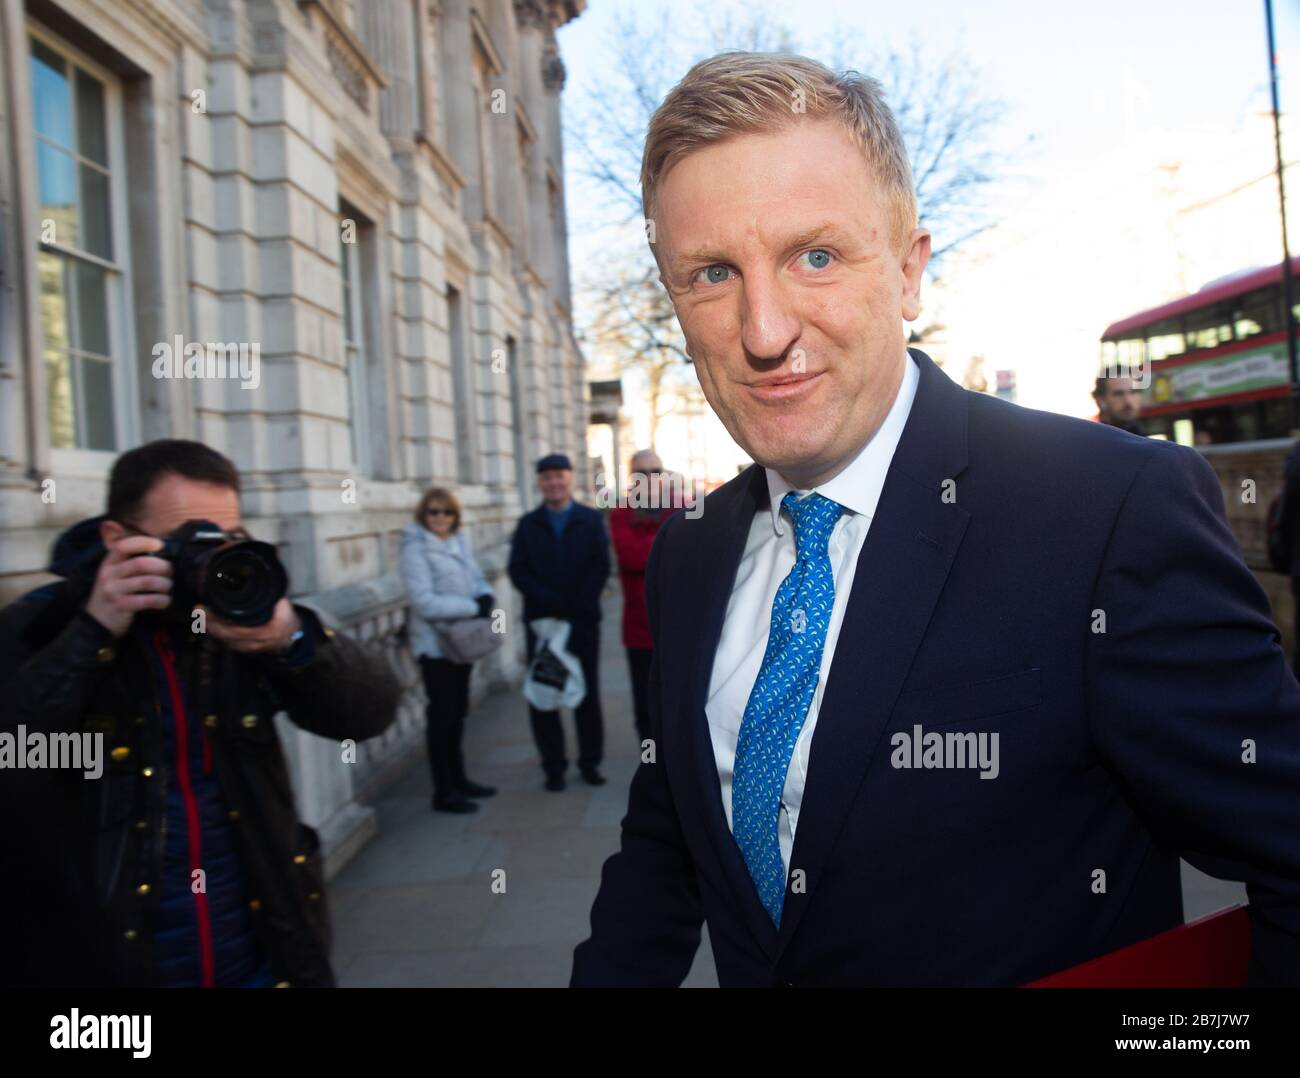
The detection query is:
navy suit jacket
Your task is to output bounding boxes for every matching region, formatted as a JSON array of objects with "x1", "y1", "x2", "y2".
[{"x1": 571, "y1": 348, "x2": 1300, "y2": 987}]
